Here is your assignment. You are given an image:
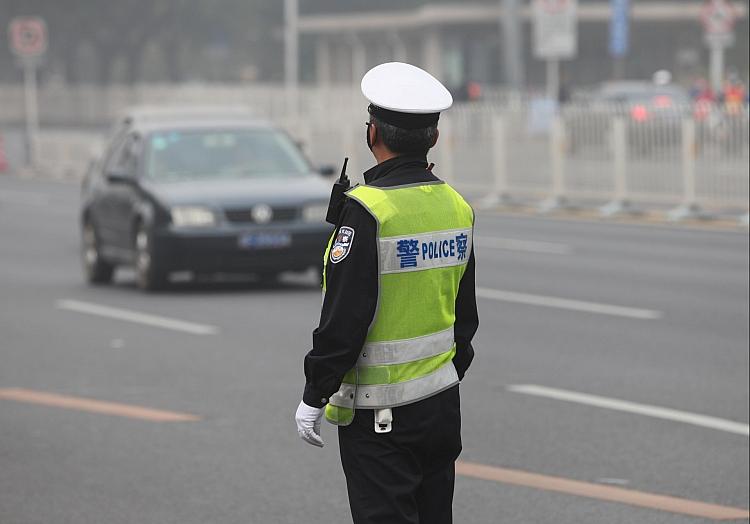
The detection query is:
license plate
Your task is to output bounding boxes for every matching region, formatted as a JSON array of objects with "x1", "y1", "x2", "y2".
[{"x1": 238, "y1": 232, "x2": 292, "y2": 249}]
